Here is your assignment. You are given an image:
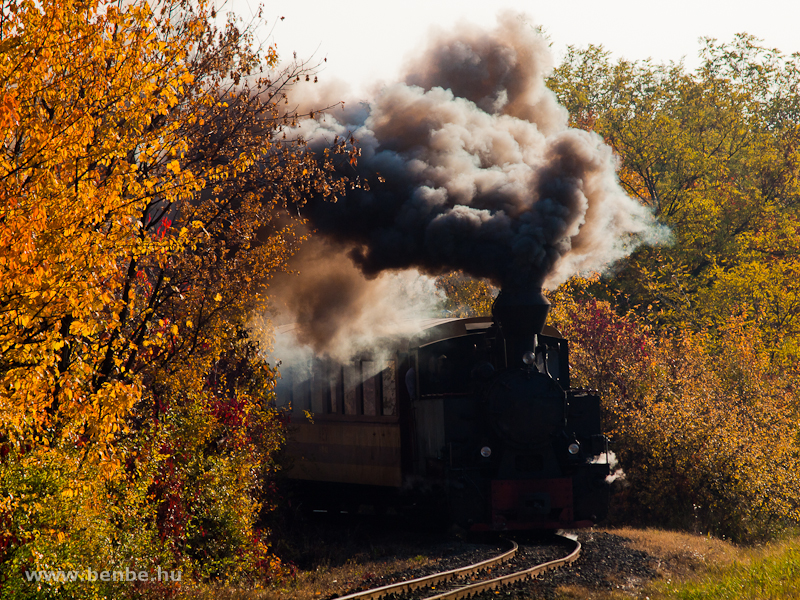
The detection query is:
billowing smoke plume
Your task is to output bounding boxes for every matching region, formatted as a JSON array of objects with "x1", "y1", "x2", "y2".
[
  {"x1": 267, "y1": 236, "x2": 444, "y2": 362},
  {"x1": 294, "y1": 12, "x2": 663, "y2": 290},
  {"x1": 269, "y1": 13, "x2": 664, "y2": 358}
]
